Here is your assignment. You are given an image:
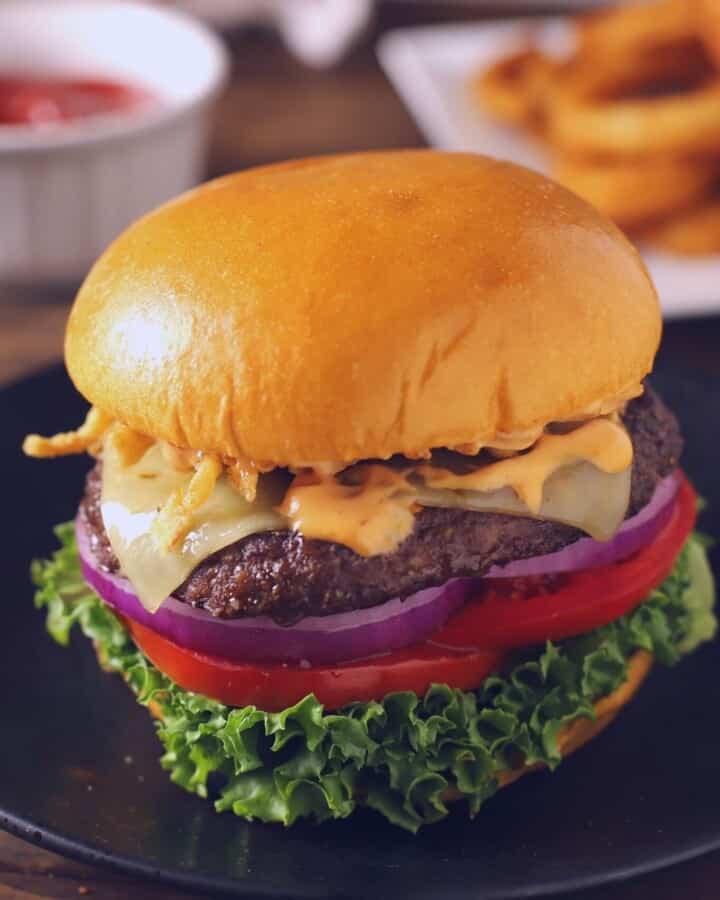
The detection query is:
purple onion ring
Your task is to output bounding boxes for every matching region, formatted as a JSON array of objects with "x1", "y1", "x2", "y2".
[{"x1": 76, "y1": 471, "x2": 679, "y2": 664}]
